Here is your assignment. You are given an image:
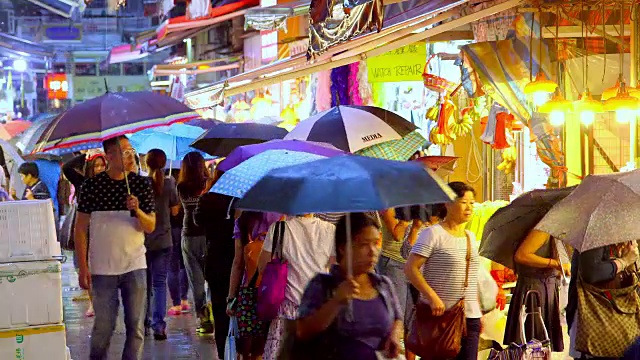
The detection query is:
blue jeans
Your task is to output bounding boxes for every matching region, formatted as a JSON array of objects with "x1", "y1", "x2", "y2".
[
  {"x1": 377, "y1": 256, "x2": 407, "y2": 321},
  {"x1": 90, "y1": 269, "x2": 147, "y2": 360},
  {"x1": 168, "y1": 227, "x2": 189, "y2": 306},
  {"x1": 182, "y1": 234, "x2": 208, "y2": 317},
  {"x1": 456, "y1": 318, "x2": 482, "y2": 360},
  {"x1": 145, "y1": 248, "x2": 170, "y2": 332}
]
